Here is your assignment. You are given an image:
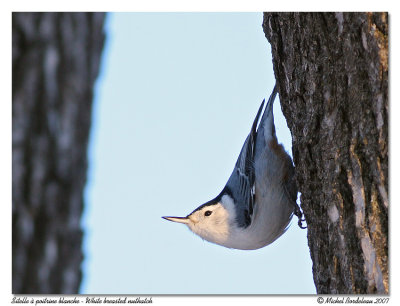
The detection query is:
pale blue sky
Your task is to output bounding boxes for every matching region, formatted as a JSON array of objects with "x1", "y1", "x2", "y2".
[{"x1": 80, "y1": 12, "x2": 315, "y2": 294}]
